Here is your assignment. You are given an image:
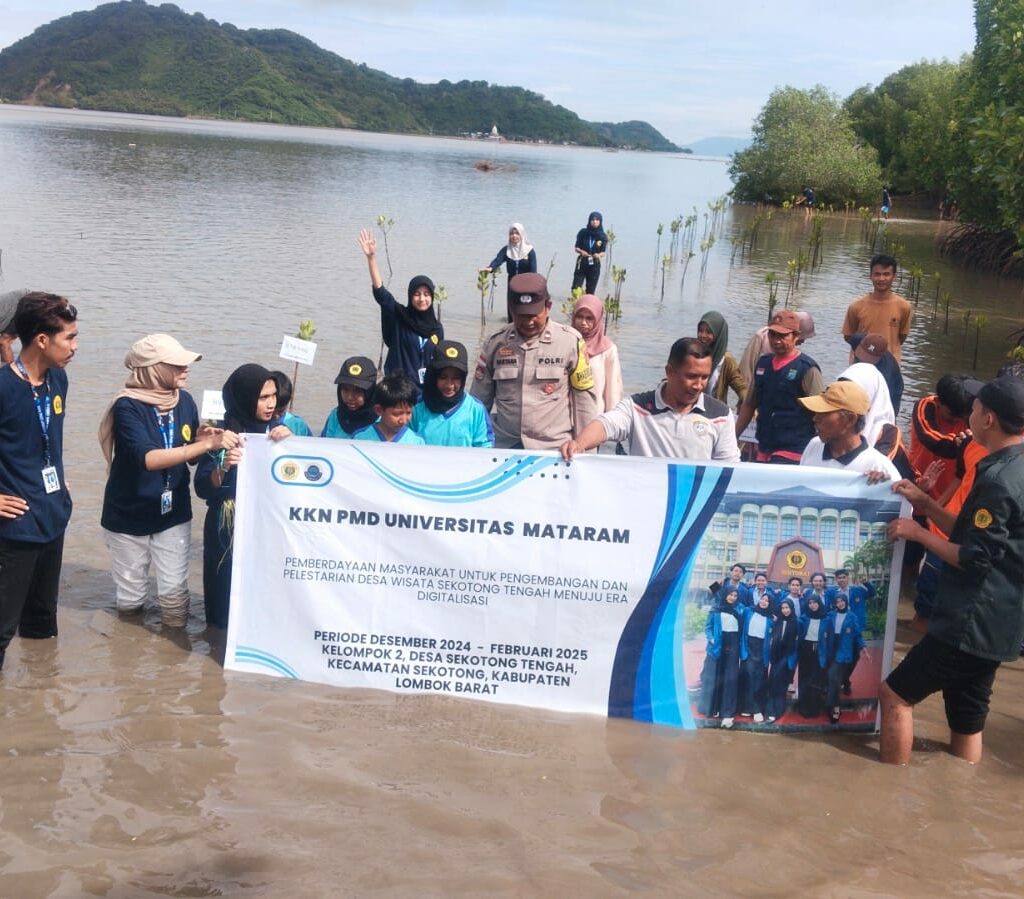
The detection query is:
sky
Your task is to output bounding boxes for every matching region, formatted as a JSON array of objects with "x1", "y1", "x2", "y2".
[{"x1": 0, "y1": 0, "x2": 977, "y2": 146}]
